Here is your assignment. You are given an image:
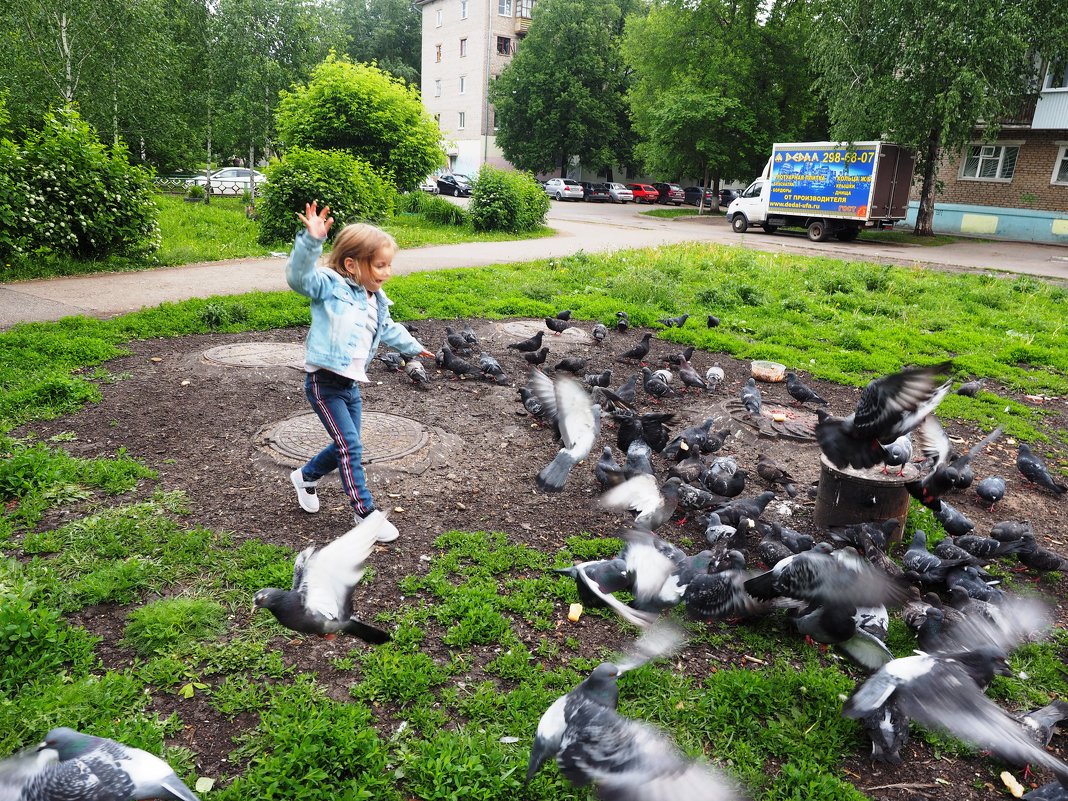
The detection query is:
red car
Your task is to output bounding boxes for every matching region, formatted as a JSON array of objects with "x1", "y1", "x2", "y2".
[{"x1": 626, "y1": 183, "x2": 659, "y2": 204}]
